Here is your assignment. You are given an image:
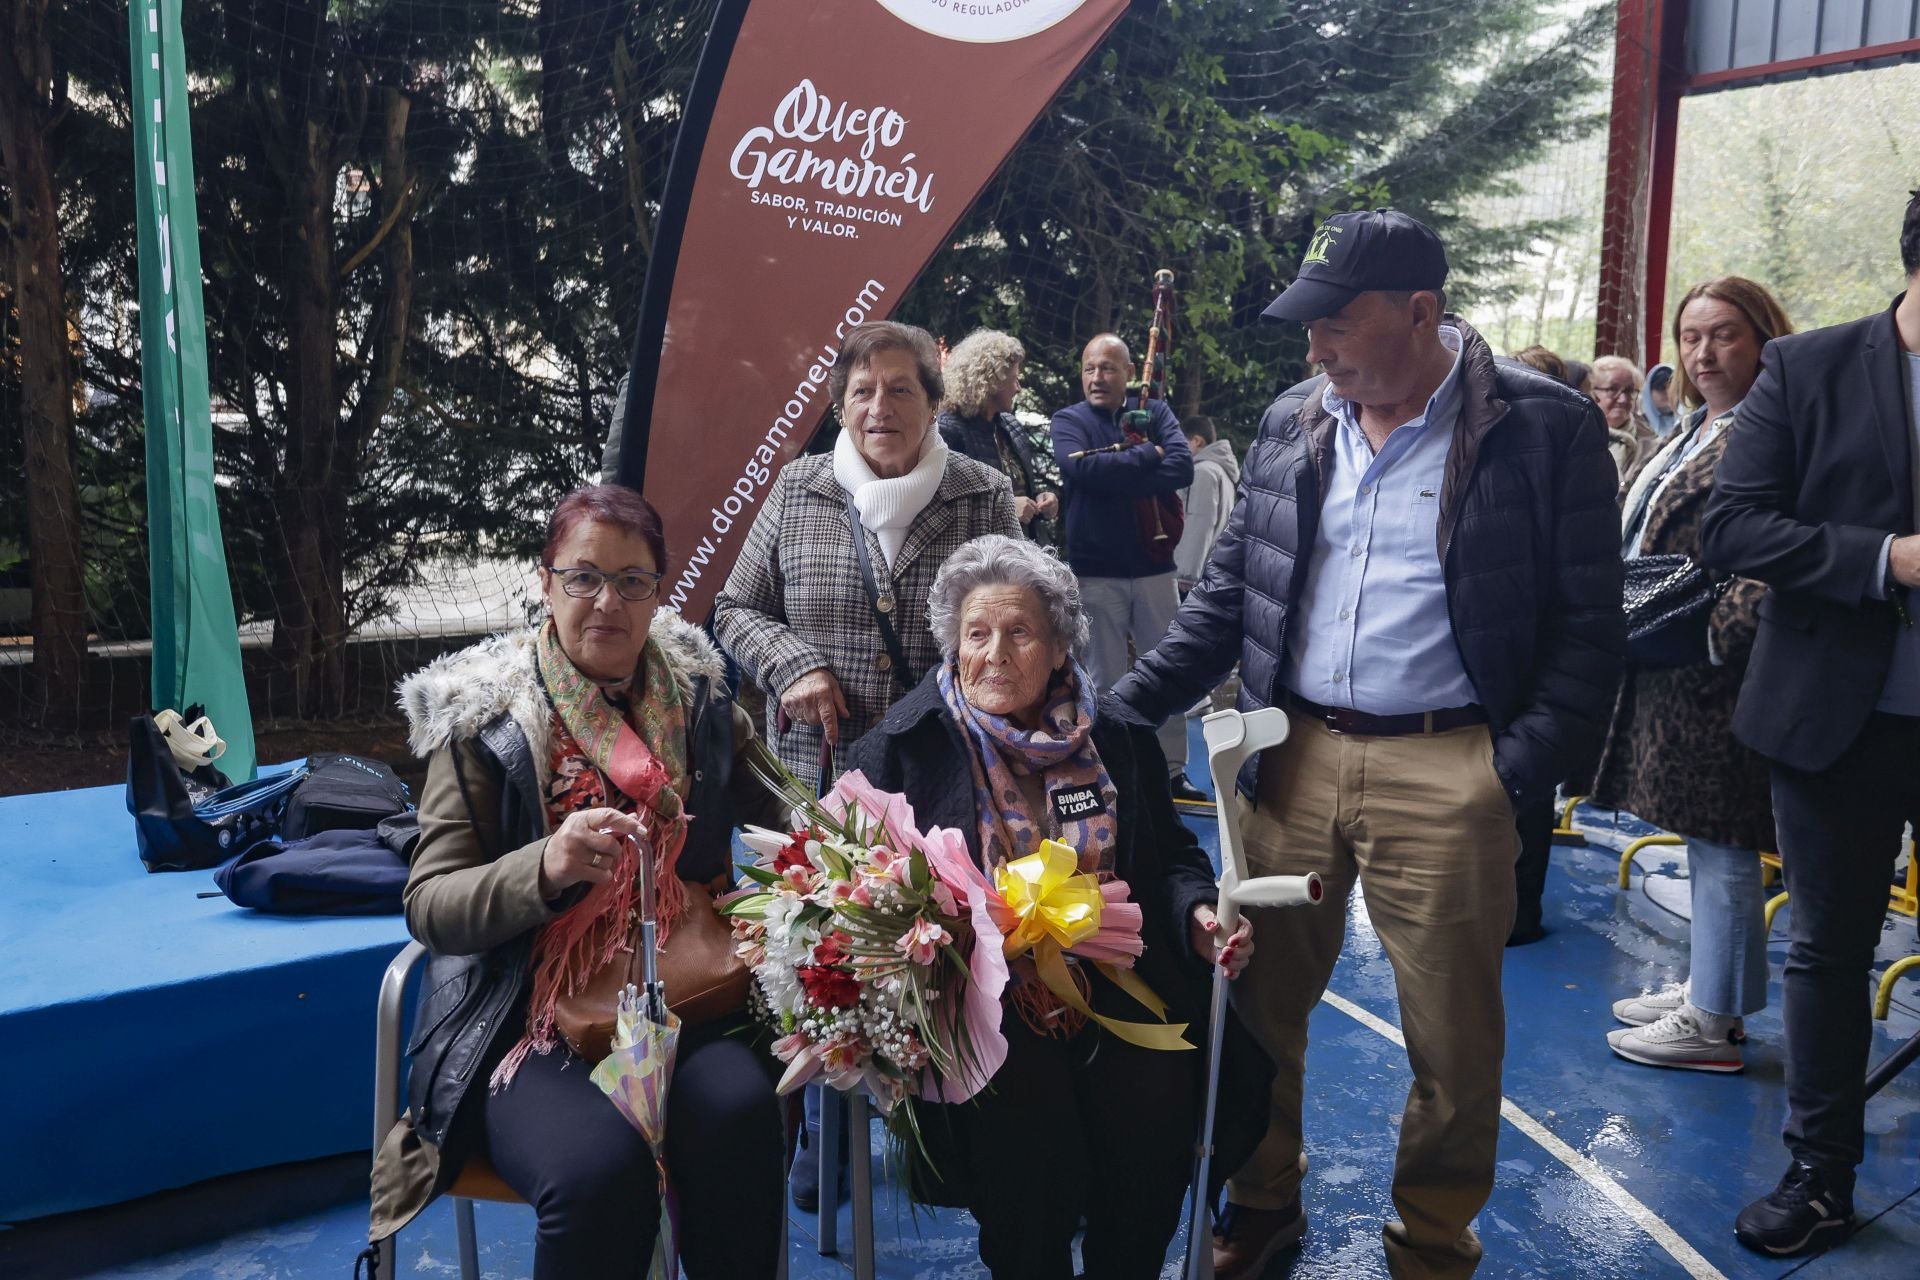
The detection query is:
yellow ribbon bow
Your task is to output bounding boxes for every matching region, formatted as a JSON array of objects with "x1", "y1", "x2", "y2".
[{"x1": 994, "y1": 841, "x2": 1191, "y2": 1052}]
